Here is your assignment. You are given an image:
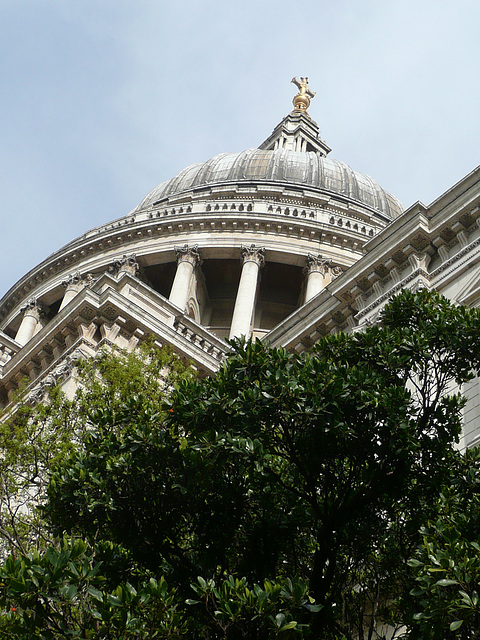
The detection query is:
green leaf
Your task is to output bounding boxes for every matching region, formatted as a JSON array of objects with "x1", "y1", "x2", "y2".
[
  {"x1": 450, "y1": 620, "x2": 463, "y2": 631},
  {"x1": 407, "y1": 558, "x2": 423, "y2": 568},
  {"x1": 87, "y1": 586, "x2": 104, "y2": 602},
  {"x1": 66, "y1": 584, "x2": 78, "y2": 600},
  {"x1": 436, "y1": 579, "x2": 458, "y2": 587}
]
